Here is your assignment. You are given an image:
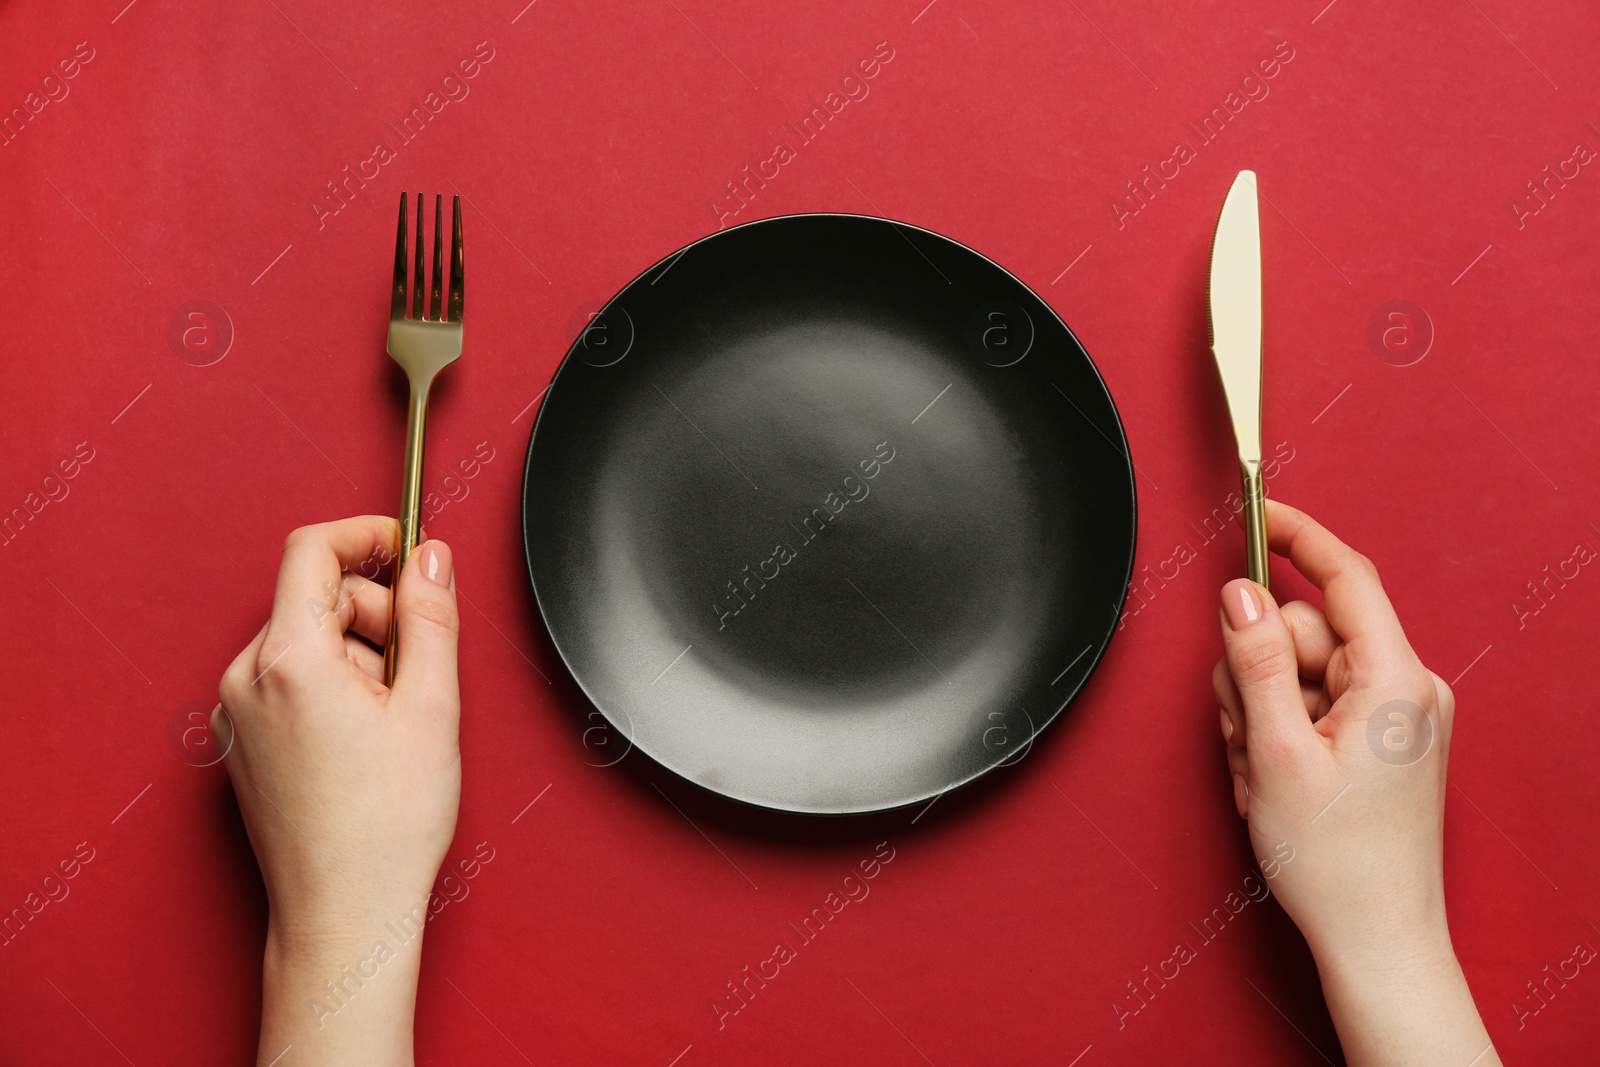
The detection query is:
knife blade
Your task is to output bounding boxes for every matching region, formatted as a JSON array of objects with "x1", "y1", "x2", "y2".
[{"x1": 1207, "y1": 170, "x2": 1269, "y2": 590}]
